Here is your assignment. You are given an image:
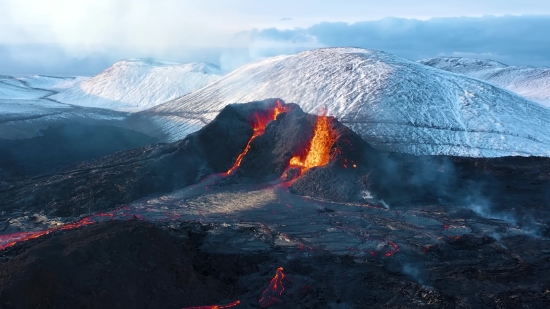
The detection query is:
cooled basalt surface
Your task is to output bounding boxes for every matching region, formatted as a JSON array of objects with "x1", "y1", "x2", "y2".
[
  {"x1": 1, "y1": 205, "x2": 549, "y2": 308},
  {"x1": 0, "y1": 220, "x2": 264, "y2": 309}
]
